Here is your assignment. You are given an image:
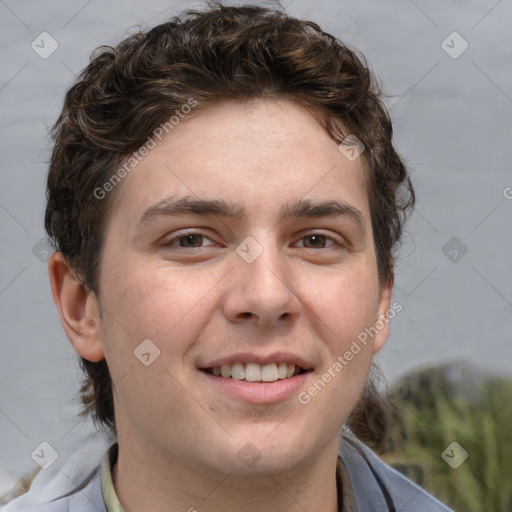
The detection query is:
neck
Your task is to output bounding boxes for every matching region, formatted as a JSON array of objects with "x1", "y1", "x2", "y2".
[{"x1": 112, "y1": 438, "x2": 341, "y2": 512}]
